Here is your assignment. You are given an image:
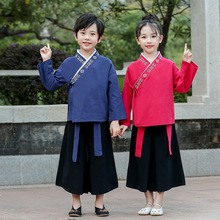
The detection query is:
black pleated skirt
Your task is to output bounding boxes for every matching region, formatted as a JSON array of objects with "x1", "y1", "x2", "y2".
[
  {"x1": 126, "y1": 124, "x2": 185, "y2": 192},
  {"x1": 56, "y1": 121, "x2": 118, "y2": 195}
]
